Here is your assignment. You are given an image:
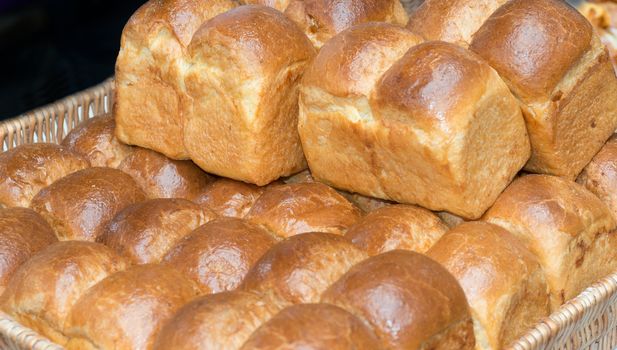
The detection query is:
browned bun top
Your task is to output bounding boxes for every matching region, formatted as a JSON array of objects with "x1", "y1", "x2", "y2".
[
  {"x1": 240, "y1": 303, "x2": 382, "y2": 350},
  {"x1": 97, "y1": 198, "x2": 215, "y2": 265},
  {"x1": 303, "y1": 22, "x2": 423, "y2": 97},
  {"x1": 0, "y1": 208, "x2": 57, "y2": 292},
  {"x1": 0, "y1": 241, "x2": 128, "y2": 344},
  {"x1": 469, "y1": 0, "x2": 593, "y2": 101},
  {"x1": 577, "y1": 135, "x2": 617, "y2": 219},
  {"x1": 163, "y1": 217, "x2": 277, "y2": 293},
  {"x1": 30, "y1": 167, "x2": 146, "y2": 242},
  {"x1": 195, "y1": 178, "x2": 265, "y2": 218},
  {"x1": 321, "y1": 250, "x2": 474, "y2": 349},
  {"x1": 61, "y1": 114, "x2": 133, "y2": 168},
  {"x1": 241, "y1": 0, "x2": 291, "y2": 10},
  {"x1": 246, "y1": 183, "x2": 362, "y2": 238},
  {"x1": 0, "y1": 143, "x2": 89, "y2": 207},
  {"x1": 345, "y1": 204, "x2": 448, "y2": 256},
  {"x1": 153, "y1": 291, "x2": 288, "y2": 350},
  {"x1": 64, "y1": 264, "x2": 201, "y2": 350},
  {"x1": 119, "y1": 148, "x2": 216, "y2": 201}
]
